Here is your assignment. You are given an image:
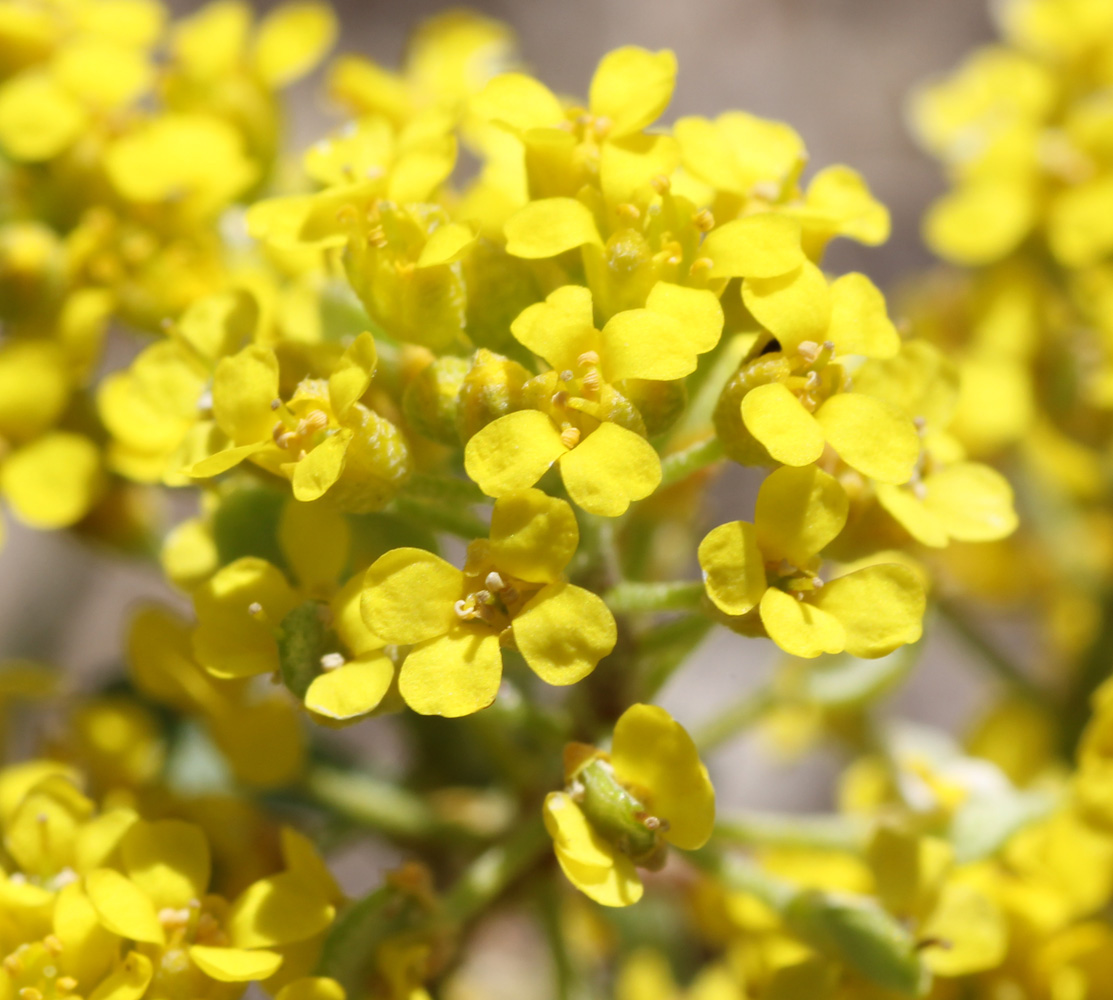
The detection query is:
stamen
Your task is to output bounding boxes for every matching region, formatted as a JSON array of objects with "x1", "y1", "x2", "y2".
[
  {"x1": 561, "y1": 426, "x2": 581, "y2": 449},
  {"x1": 320, "y1": 652, "x2": 345, "y2": 670},
  {"x1": 485, "y1": 572, "x2": 505, "y2": 592},
  {"x1": 693, "y1": 209, "x2": 715, "y2": 232}
]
